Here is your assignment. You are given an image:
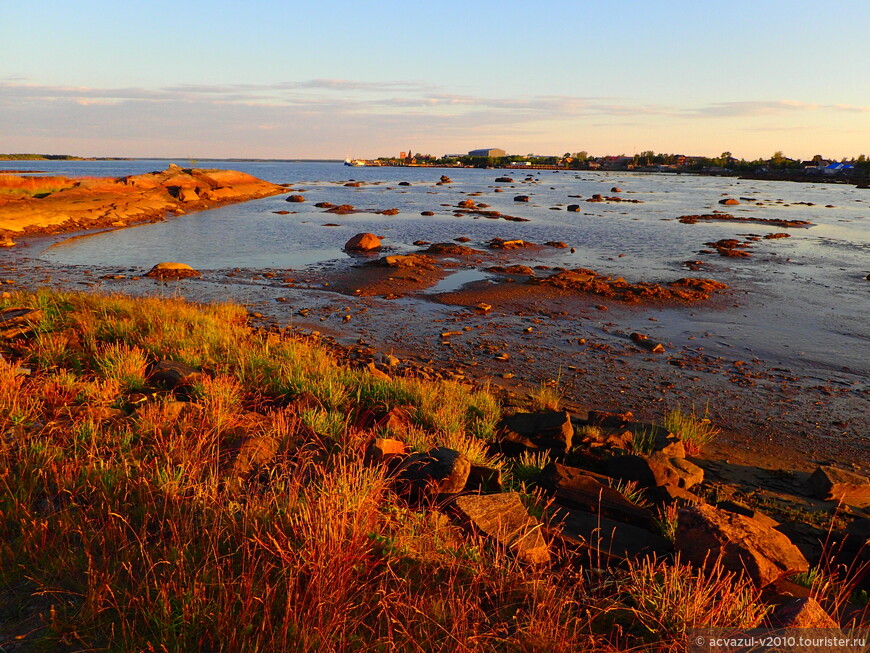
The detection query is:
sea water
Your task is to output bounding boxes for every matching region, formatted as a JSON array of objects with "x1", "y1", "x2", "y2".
[{"x1": 5, "y1": 159, "x2": 869, "y2": 388}]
